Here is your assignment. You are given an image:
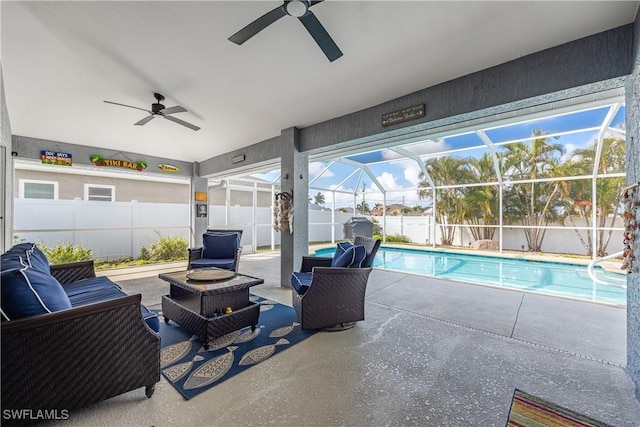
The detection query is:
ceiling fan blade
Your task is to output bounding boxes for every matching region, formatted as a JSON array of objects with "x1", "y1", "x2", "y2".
[
  {"x1": 228, "y1": 5, "x2": 287, "y2": 45},
  {"x1": 164, "y1": 115, "x2": 200, "y2": 131},
  {"x1": 161, "y1": 105, "x2": 187, "y2": 115},
  {"x1": 104, "y1": 100, "x2": 151, "y2": 113},
  {"x1": 298, "y1": 11, "x2": 343, "y2": 62},
  {"x1": 134, "y1": 115, "x2": 155, "y2": 126}
]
